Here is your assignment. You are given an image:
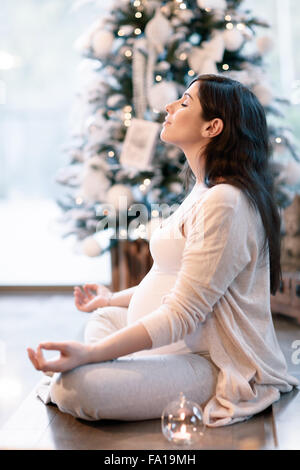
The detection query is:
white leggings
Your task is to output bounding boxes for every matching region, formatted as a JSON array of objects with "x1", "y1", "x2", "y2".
[{"x1": 49, "y1": 307, "x2": 218, "y2": 421}]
